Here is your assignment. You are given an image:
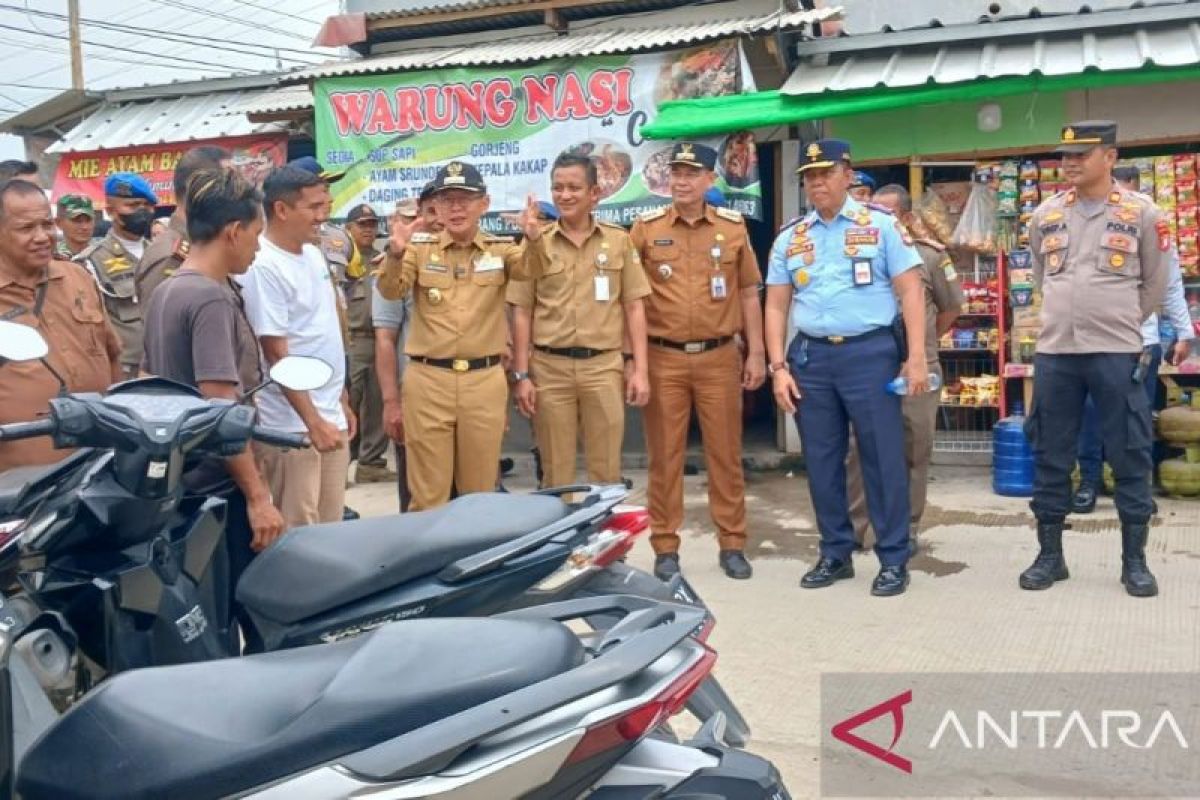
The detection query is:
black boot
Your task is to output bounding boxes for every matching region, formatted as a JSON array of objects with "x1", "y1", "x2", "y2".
[
  {"x1": 1120, "y1": 522, "x2": 1158, "y2": 597},
  {"x1": 1019, "y1": 522, "x2": 1069, "y2": 590}
]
